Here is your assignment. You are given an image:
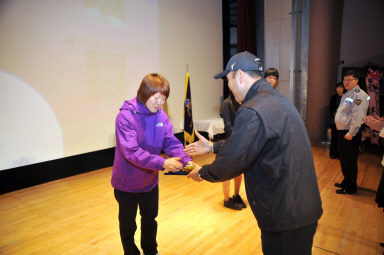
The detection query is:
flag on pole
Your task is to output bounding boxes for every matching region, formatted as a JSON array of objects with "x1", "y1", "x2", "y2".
[
  {"x1": 183, "y1": 71, "x2": 194, "y2": 146},
  {"x1": 164, "y1": 71, "x2": 194, "y2": 176}
]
